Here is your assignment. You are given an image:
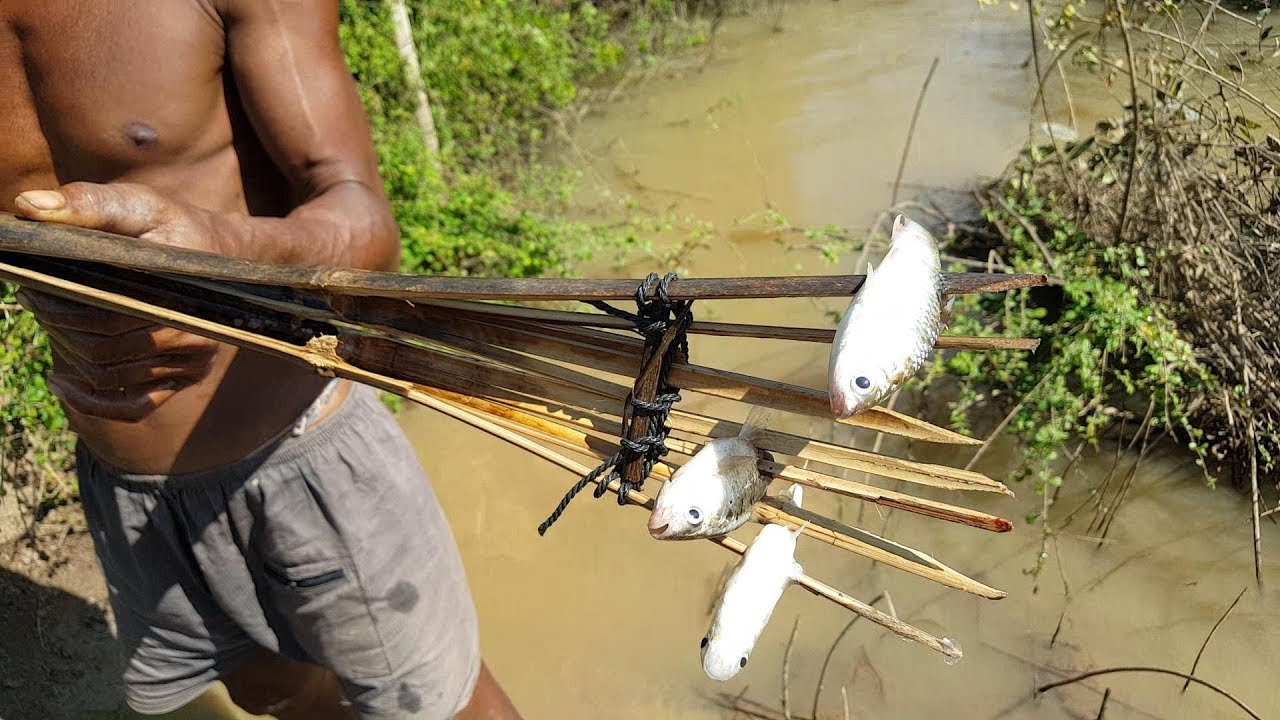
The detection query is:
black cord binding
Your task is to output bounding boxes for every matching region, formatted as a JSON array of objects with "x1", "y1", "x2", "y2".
[{"x1": 537, "y1": 272, "x2": 692, "y2": 535}]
